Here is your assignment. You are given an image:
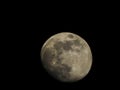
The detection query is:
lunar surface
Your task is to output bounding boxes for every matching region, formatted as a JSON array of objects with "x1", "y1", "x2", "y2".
[{"x1": 40, "y1": 32, "x2": 92, "y2": 82}]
